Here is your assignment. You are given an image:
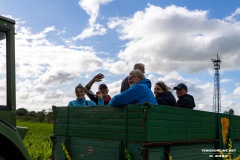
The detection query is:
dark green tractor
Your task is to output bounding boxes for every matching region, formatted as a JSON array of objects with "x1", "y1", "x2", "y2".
[{"x1": 0, "y1": 15, "x2": 31, "y2": 160}]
